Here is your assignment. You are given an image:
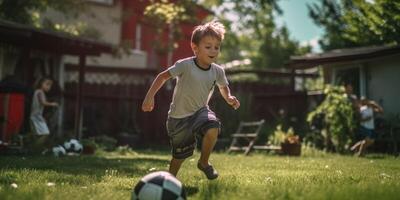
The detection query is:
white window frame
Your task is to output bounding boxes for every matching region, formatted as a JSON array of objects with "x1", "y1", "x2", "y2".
[
  {"x1": 135, "y1": 23, "x2": 142, "y2": 50},
  {"x1": 86, "y1": 0, "x2": 114, "y2": 6}
]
